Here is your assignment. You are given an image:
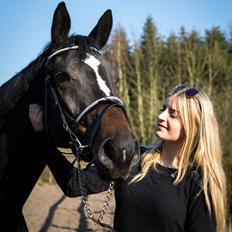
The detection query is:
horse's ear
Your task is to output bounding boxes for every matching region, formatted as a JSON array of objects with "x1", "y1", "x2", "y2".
[
  {"x1": 88, "y1": 10, "x2": 112, "y2": 49},
  {"x1": 51, "y1": 2, "x2": 71, "y2": 45}
]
